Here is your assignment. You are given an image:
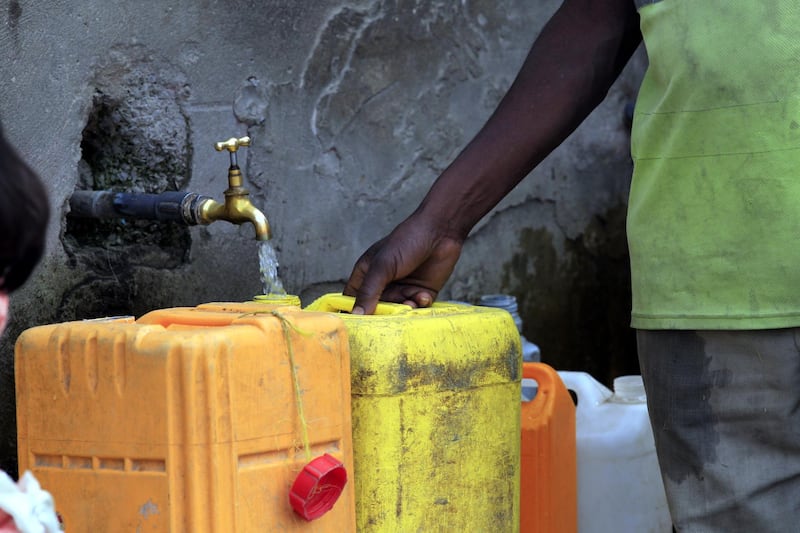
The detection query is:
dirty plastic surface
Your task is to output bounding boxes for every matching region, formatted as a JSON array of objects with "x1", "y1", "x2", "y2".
[{"x1": 307, "y1": 293, "x2": 522, "y2": 532}]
